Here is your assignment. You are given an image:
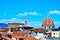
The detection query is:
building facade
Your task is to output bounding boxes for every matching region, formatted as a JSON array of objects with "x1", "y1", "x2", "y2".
[{"x1": 51, "y1": 28, "x2": 59, "y2": 38}]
